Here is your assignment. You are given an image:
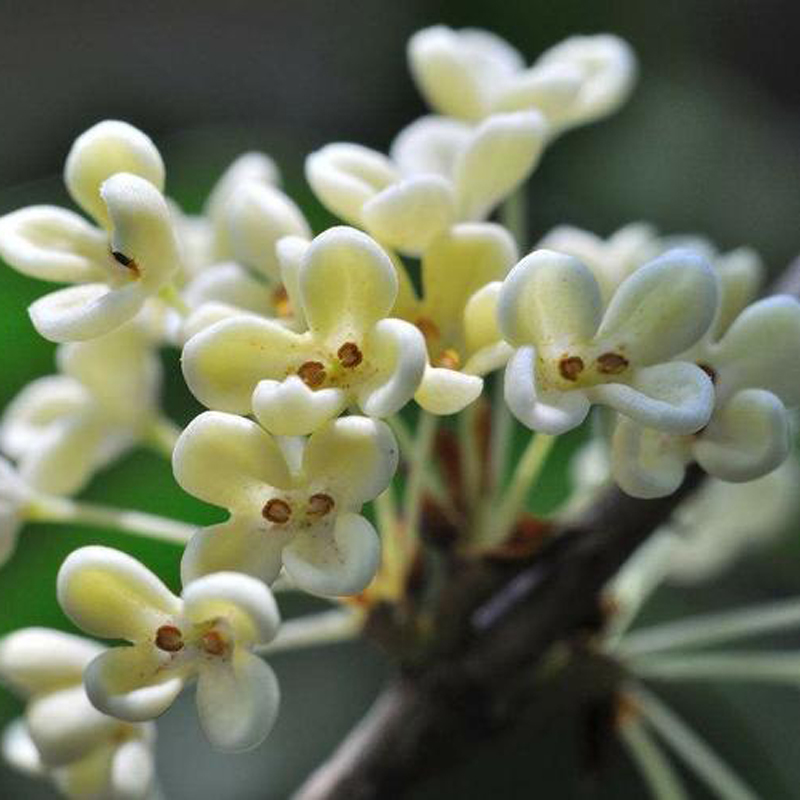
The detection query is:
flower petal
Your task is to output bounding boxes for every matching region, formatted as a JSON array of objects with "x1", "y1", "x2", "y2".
[
  {"x1": 182, "y1": 262, "x2": 273, "y2": 317},
  {"x1": 694, "y1": 389, "x2": 791, "y2": 482},
  {"x1": 251, "y1": 376, "x2": 347, "y2": 436},
  {"x1": 595, "y1": 248, "x2": 718, "y2": 365},
  {"x1": 111, "y1": 736, "x2": 157, "y2": 800},
  {"x1": 196, "y1": 650, "x2": 279, "y2": 752},
  {"x1": 390, "y1": 115, "x2": 472, "y2": 178},
  {"x1": 302, "y1": 416, "x2": 399, "y2": 506},
  {"x1": 415, "y1": 366, "x2": 483, "y2": 414},
  {"x1": 182, "y1": 315, "x2": 311, "y2": 414},
  {"x1": 1, "y1": 719, "x2": 43, "y2": 777},
  {"x1": 283, "y1": 512, "x2": 381, "y2": 596},
  {"x1": 57, "y1": 546, "x2": 181, "y2": 641},
  {"x1": 711, "y1": 246, "x2": 764, "y2": 340},
  {"x1": 173, "y1": 411, "x2": 292, "y2": 509},
  {"x1": 504, "y1": 345, "x2": 590, "y2": 434},
  {"x1": 590, "y1": 361, "x2": 714, "y2": 434},
  {"x1": 464, "y1": 280, "x2": 504, "y2": 356},
  {"x1": 276, "y1": 234, "x2": 310, "y2": 328},
  {"x1": 65, "y1": 120, "x2": 165, "y2": 229},
  {"x1": 204, "y1": 152, "x2": 279, "y2": 227},
  {"x1": 453, "y1": 111, "x2": 546, "y2": 220},
  {"x1": 490, "y1": 61, "x2": 583, "y2": 120}
]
